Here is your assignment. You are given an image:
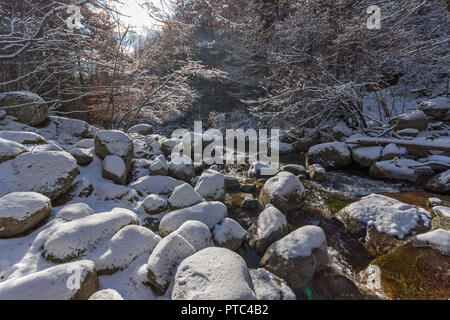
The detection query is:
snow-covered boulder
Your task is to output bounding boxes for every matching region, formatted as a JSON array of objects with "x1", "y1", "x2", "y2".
[
  {"x1": 307, "y1": 164, "x2": 326, "y2": 181},
  {"x1": 172, "y1": 247, "x2": 256, "y2": 300},
  {"x1": 94, "y1": 130, "x2": 134, "y2": 171},
  {"x1": 159, "y1": 201, "x2": 227, "y2": 237},
  {"x1": 95, "y1": 225, "x2": 160, "y2": 274},
  {"x1": 381, "y1": 143, "x2": 403, "y2": 160},
  {"x1": 130, "y1": 175, "x2": 183, "y2": 195},
  {"x1": 102, "y1": 155, "x2": 127, "y2": 185},
  {"x1": 194, "y1": 169, "x2": 225, "y2": 201},
  {"x1": 389, "y1": 110, "x2": 429, "y2": 131},
  {"x1": 249, "y1": 268, "x2": 296, "y2": 300},
  {"x1": 0, "y1": 192, "x2": 51, "y2": 238},
  {"x1": 259, "y1": 171, "x2": 305, "y2": 213},
  {"x1": 0, "y1": 131, "x2": 46, "y2": 145},
  {"x1": 69, "y1": 147, "x2": 93, "y2": 166},
  {"x1": 70, "y1": 177, "x2": 93, "y2": 198},
  {"x1": 306, "y1": 142, "x2": 352, "y2": 169},
  {"x1": 7, "y1": 151, "x2": 79, "y2": 200},
  {"x1": 0, "y1": 138, "x2": 26, "y2": 163},
  {"x1": 0, "y1": 109, "x2": 5, "y2": 120},
  {"x1": 174, "y1": 220, "x2": 214, "y2": 251},
  {"x1": 370, "y1": 159, "x2": 434, "y2": 184},
  {"x1": 431, "y1": 206, "x2": 450, "y2": 230},
  {"x1": 33, "y1": 143, "x2": 63, "y2": 152},
  {"x1": 142, "y1": 194, "x2": 168, "y2": 215},
  {"x1": 248, "y1": 204, "x2": 289, "y2": 255},
  {"x1": 128, "y1": 124, "x2": 154, "y2": 135},
  {"x1": 248, "y1": 162, "x2": 277, "y2": 178},
  {"x1": 0, "y1": 260, "x2": 97, "y2": 300},
  {"x1": 0, "y1": 91, "x2": 48, "y2": 126},
  {"x1": 89, "y1": 289, "x2": 124, "y2": 300},
  {"x1": 49, "y1": 116, "x2": 93, "y2": 138},
  {"x1": 336, "y1": 194, "x2": 431, "y2": 239},
  {"x1": 146, "y1": 233, "x2": 196, "y2": 295},
  {"x1": 281, "y1": 164, "x2": 306, "y2": 176},
  {"x1": 418, "y1": 97, "x2": 450, "y2": 121},
  {"x1": 54, "y1": 203, "x2": 94, "y2": 222},
  {"x1": 149, "y1": 155, "x2": 168, "y2": 176},
  {"x1": 95, "y1": 182, "x2": 135, "y2": 201},
  {"x1": 42, "y1": 208, "x2": 138, "y2": 262},
  {"x1": 260, "y1": 225, "x2": 328, "y2": 289},
  {"x1": 397, "y1": 128, "x2": 419, "y2": 137},
  {"x1": 212, "y1": 218, "x2": 247, "y2": 251},
  {"x1": 76, "y1": 139, "x2": 94, "y2": 149},
  {"x1": 168, "y1": 155, "x2": 195, "y2": 181},
  {"x1": 161, "y1": 138, "x2": 180, "y2": 156},
  {"x1": 168, "y1": 183, "x2": 204, "y2": 210},
  {"x1": 413, "y1": 229, "x2": 450, "y2": 256},
  {"x1": 350, "y1": 146, "x2": 383, "y2": 167},
  {"x1": 425, "y1": 170, "x2": 450, "y2": 195}
]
